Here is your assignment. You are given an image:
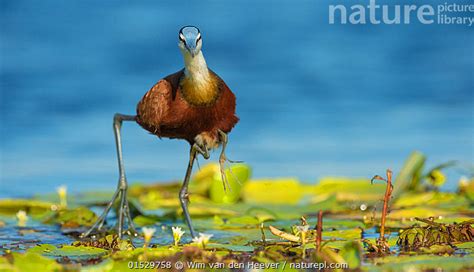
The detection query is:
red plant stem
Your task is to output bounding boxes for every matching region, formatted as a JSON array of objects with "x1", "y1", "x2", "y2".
[
  {"x1": 380, "y1": 169, "x2": 392, "y2": 241},
  {"x1": 316, "y1": 210, "x2": 323, "y2": 250}
]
